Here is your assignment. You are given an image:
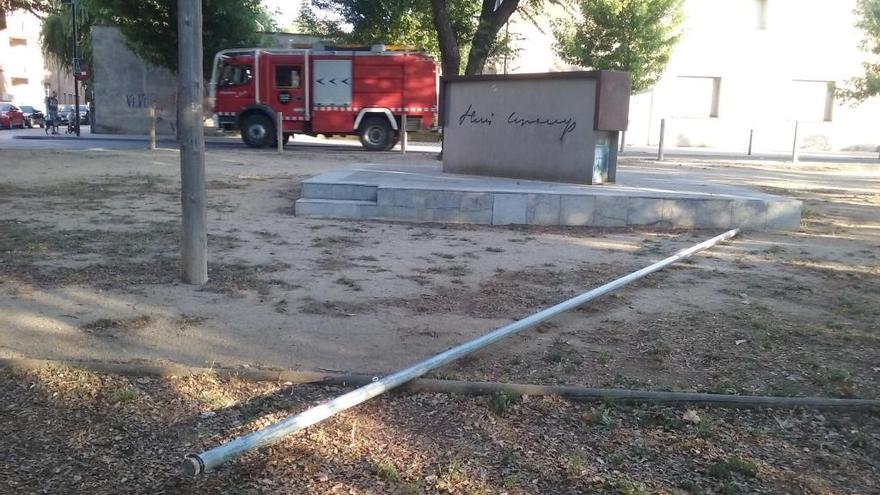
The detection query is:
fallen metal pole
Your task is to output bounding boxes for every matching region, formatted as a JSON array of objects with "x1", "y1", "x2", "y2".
[{"x1": 183, "y1": 229, "x2": 740, "y2": 475}]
